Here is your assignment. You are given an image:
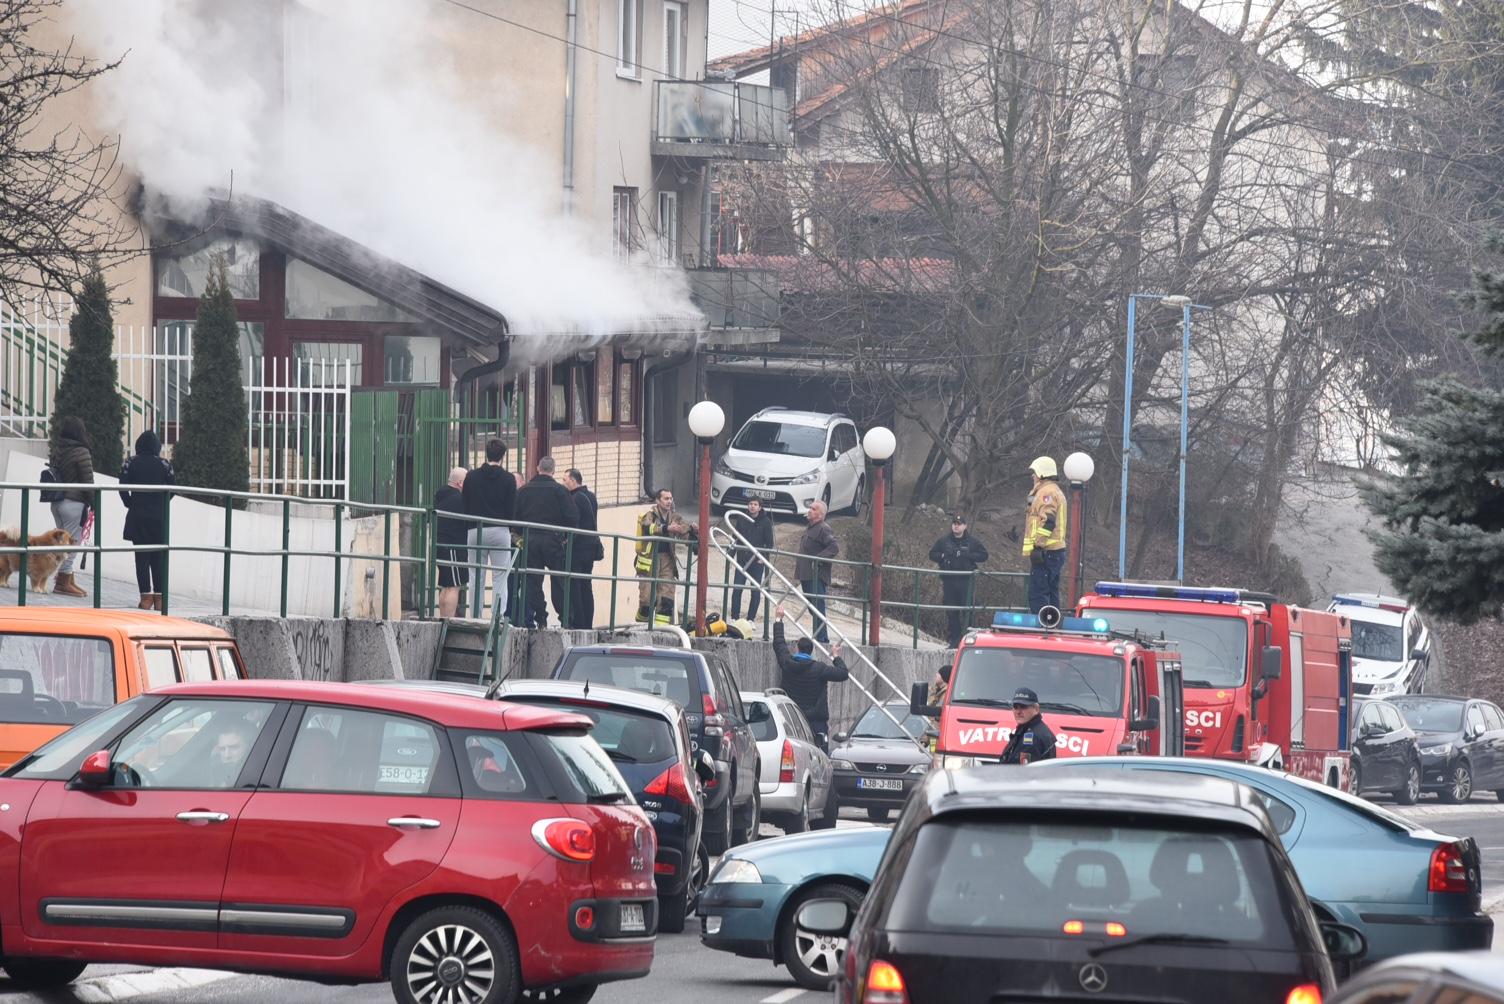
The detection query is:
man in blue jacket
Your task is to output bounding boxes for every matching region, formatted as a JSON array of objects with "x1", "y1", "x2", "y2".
[{"x1": 772, "y1": 604, "x2": 850, "y2": 749}]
